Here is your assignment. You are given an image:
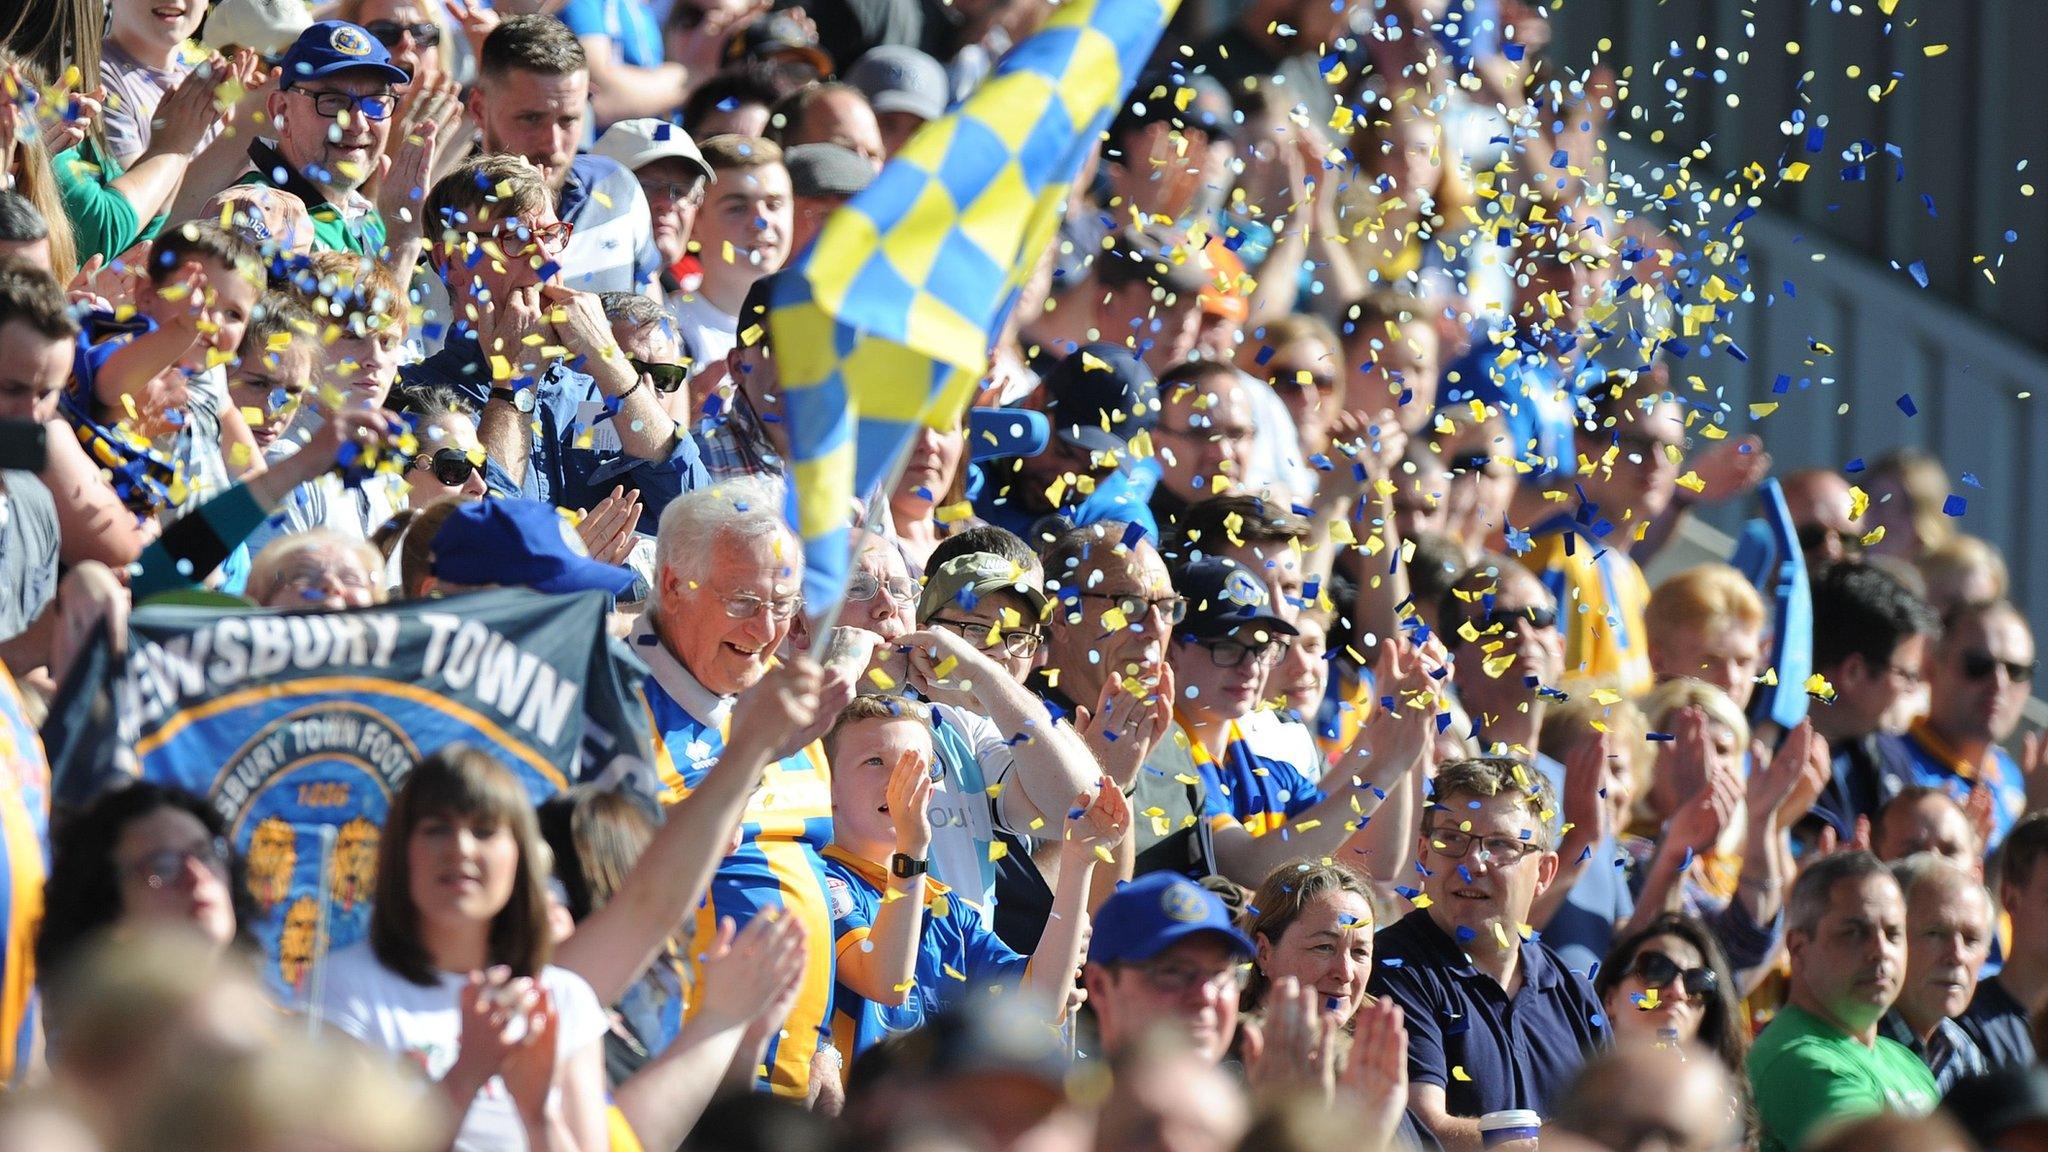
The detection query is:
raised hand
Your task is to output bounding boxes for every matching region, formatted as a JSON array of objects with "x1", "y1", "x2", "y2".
[
  {"x1": 885, "y1": 746, "x2": 934, "y2": 857},
  {"x1": 1063, "y1": 775, "x2": 1131, "y2": 855},
  {"x1": 1666, "y1": 749, "x2": 1742, "y2": 856},
  {"x1": 454, "y1": 967, "x2": 542, "y2": 1083},
  {"x1": 728, "y1": 655, "x2": 826, "y2": 752},
  {"x1": 1560, "y1": 730, "x2": 1612, "y2": 845},
  {"x1": 1339, "y1": 998, "x2": 1410, "y2": 1152},
  {"x1": 1246, "y1": 976, "x2": 1339, "y2": 1102},
  {"x1": 1684, "y1": 434, "x2": 1771, "y2": 504},
  {"x1": 694, "y1": 912, "x2": 811, "y2": 1034},
  {"x1": 576, "y1": 485, "x2": 643, "y2": 564},
  {"x1": 450, "y1": 0, "x2": 503, "y2": 60},
  {"x1": 1349, "y1": 636, "x2": 1444, "y2": 784},
  {"x1": 375, "y1": 104, "x2": 444, "y2": 246},
  {"x1": 1747, "y1": 720, "x2": 1816, "y2": 829},
  {"x1": 497, "y1": 985, "x2": 560, "y2": 1124},
  {"x1": 1073, "y1": 665, "x2": 1174, "y2": 790},
  {"x1": 896, "y1": 625, "x2": 998, "y2": 709},
  {"x1": 150, "y1": 57, "x2": 228, "y2": 158},
  {"x1": 477, "y1": 284, "x2": 551, "y2": 384}
]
